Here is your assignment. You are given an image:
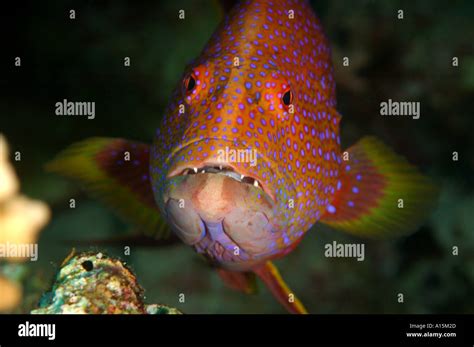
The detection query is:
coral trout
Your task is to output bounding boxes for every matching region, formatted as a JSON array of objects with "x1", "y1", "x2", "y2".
[{"x1": 48, "y1": 0, "x2": 437, "y2": 313}]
